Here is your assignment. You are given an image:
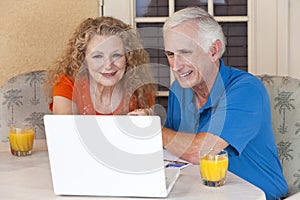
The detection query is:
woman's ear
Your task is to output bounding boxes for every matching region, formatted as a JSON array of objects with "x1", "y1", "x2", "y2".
[{"x1": 209, "y1": 40, "x2": 222, "y2": 62}]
